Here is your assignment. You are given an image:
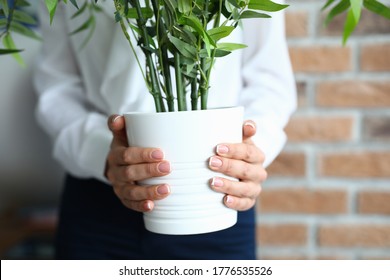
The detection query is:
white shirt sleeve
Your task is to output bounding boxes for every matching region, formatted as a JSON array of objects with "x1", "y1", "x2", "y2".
[
  {"x1": 240, "y1": 9, "x2": 297, "y2": 167},
  {"x1": 33, "y1": 3, "x2": 112, "y2": 182}
]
